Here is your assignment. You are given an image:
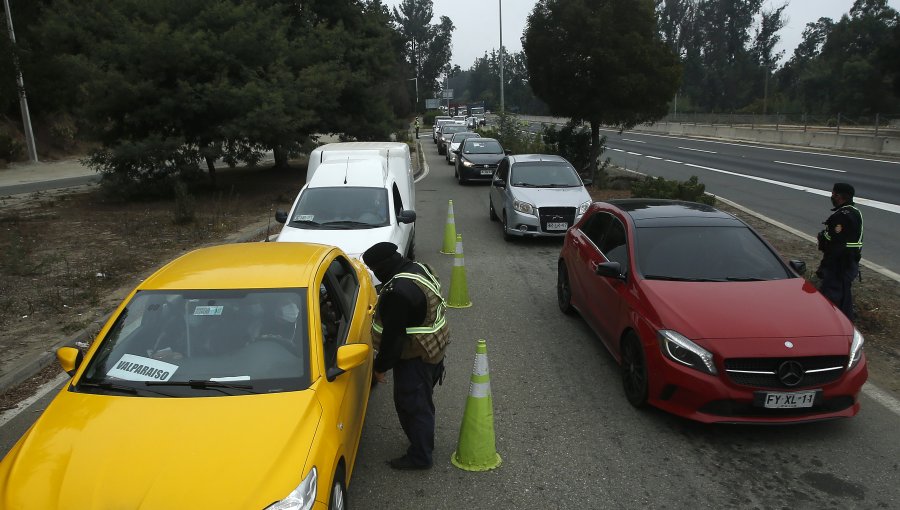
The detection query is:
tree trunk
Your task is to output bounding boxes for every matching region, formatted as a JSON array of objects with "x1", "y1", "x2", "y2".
[
  {"x1": 205, "y1": 156, "x2": 217, "y2": 188},
  {"x1": 274, "y1": 146, "x2": 289, "y2": 169},
  {"x1": 589, "y1": 119, "x2": 602, "y2": 187}
]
